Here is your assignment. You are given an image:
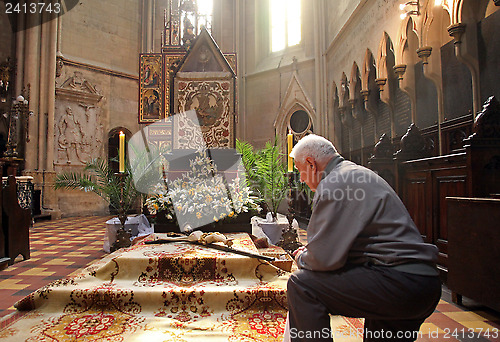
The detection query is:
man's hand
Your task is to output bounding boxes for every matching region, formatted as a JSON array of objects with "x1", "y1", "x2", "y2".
[{"x1": 292, "y1": 246, "x2": 306, "y2": 262}]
